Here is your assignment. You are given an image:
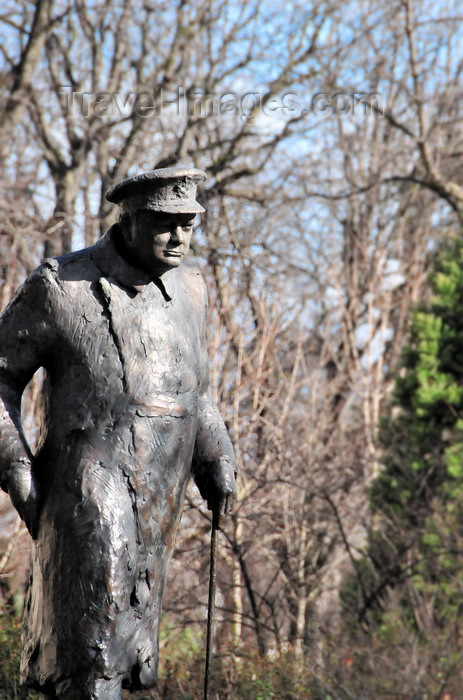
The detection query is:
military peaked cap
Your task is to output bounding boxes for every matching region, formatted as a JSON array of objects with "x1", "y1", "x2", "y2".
[{"x1": 106, "y1": 167, "x2": 207, "y2": 214}]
